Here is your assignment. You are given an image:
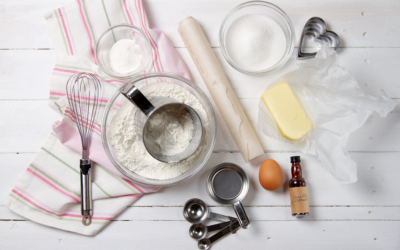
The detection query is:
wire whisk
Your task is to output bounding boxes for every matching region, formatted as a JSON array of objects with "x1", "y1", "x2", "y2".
[{"x1": 66, "y1": 72, "x2": 101, "y2": 226}]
